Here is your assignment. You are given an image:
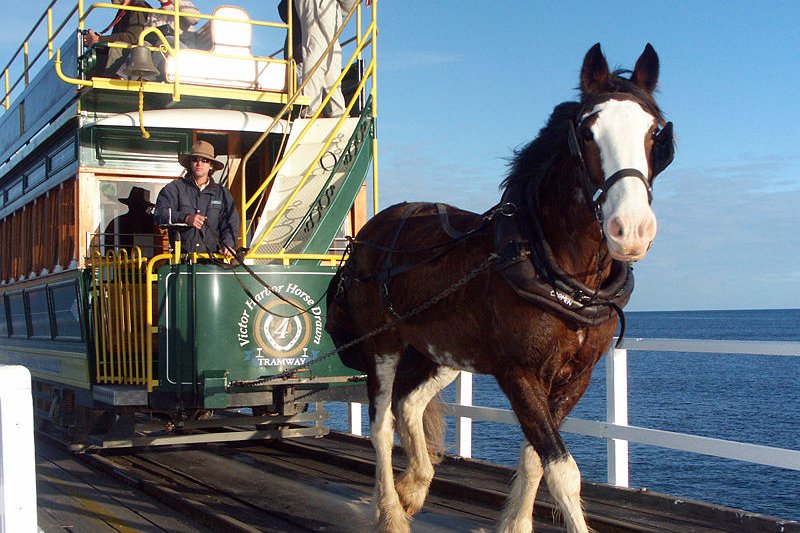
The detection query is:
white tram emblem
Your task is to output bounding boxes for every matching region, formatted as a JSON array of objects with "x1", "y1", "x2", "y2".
[
  {"x1": 263, "y1": 315, "x2": 304, "y2": 352},
  {"x1": 237, "y1": 283, "x2": 324, "y2": 365}
]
